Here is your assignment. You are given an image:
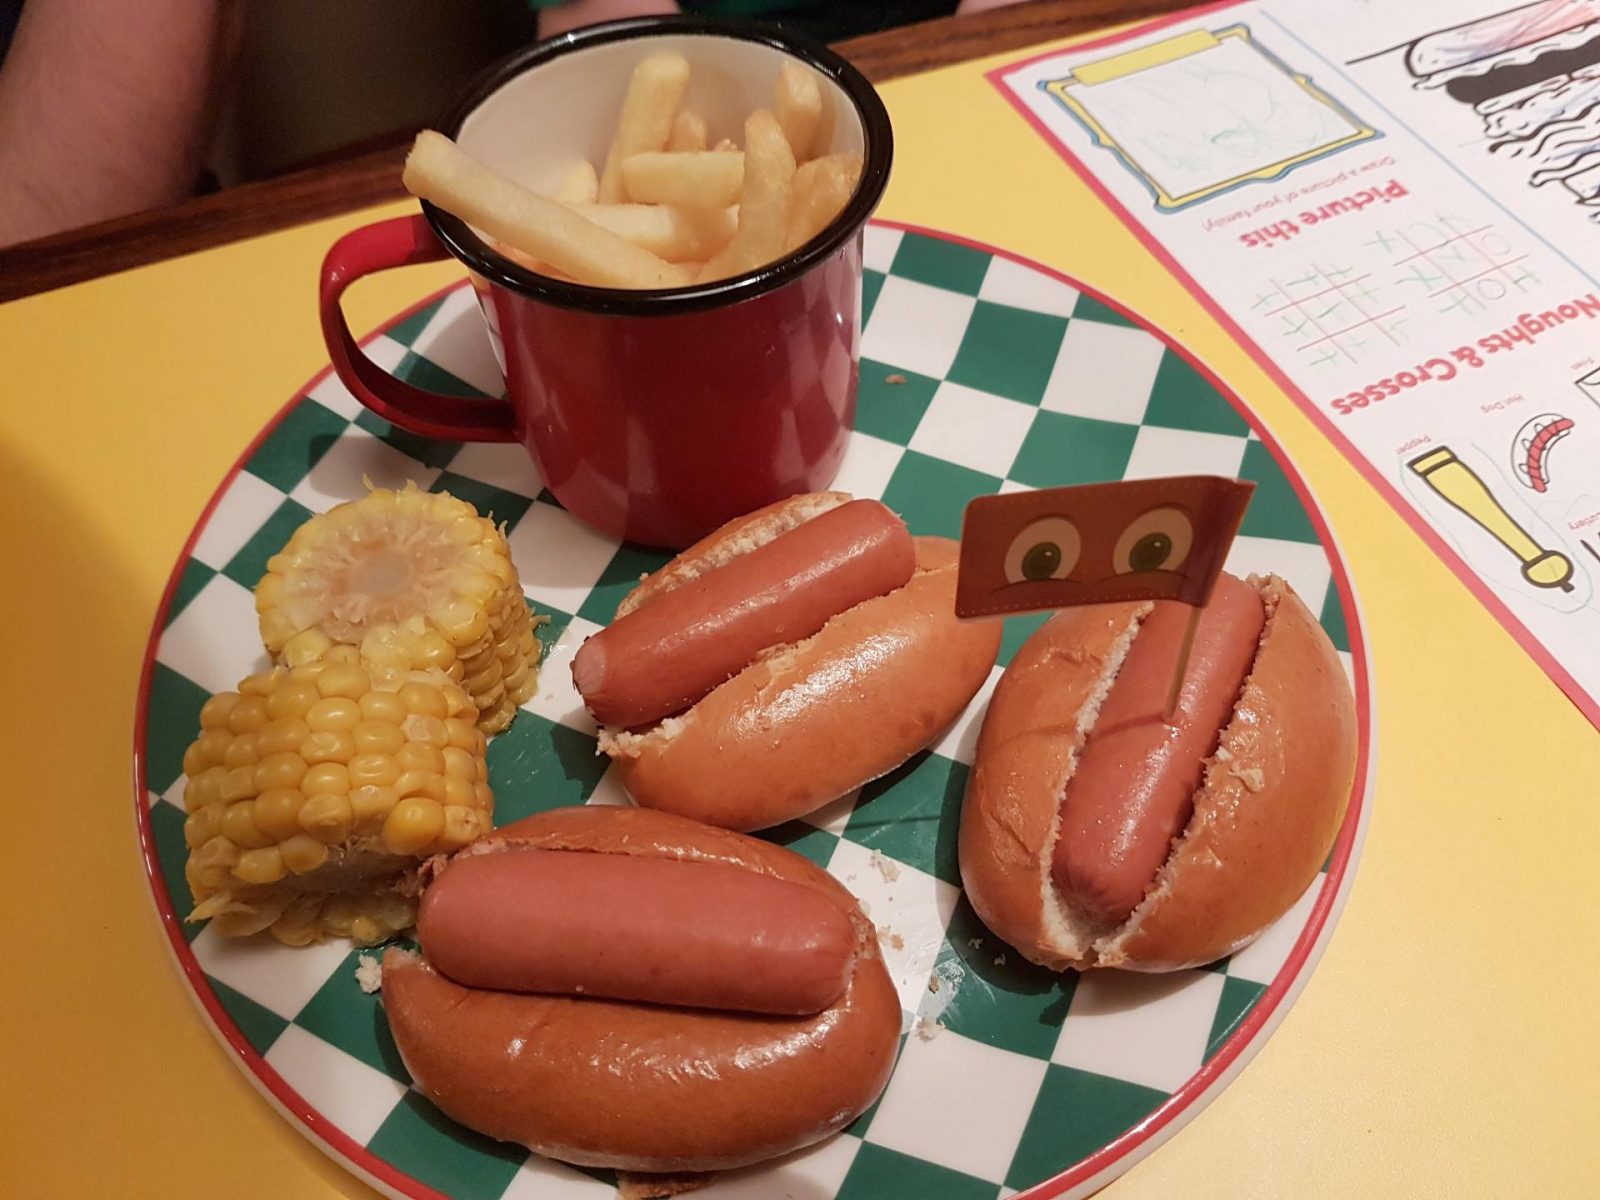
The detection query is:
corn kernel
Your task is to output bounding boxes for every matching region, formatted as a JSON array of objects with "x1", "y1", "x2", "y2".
[
  {"x1": 220, "y1": 765, "x2": 259, "y2": 803},
  {"x1": 221, "y1": 800, "x2": 274, "y2": 849},
  {"x1": 222, "y1": 734, "x2": 261, "y2": 770},
  {"x1": 322, "y1": 898, "x2": 359, "y2": 938},
  {"x1": 358, "y1": 690, "x2": 408, "y2": 725},
  {"x1": 396, "y1": 743, "x2": 444, "y2": 775},
  {"x1": 444, "y1": 718, "x2": 478, "y2": 752},
  {"x1": 281, "y1": 628, "x2": 334, "y2": 668},
  {"x1": 398, "y1": 682, "x2": 448, "y2": 719},
  {"x1": 199, "y1": 692, "x2": 241, "y2": 730},
  {"x1": 316, "y1": 663, "x2": 371, "y2": 700},
  {"x1": 441, "y1": 746, "x2": 477, "y2": 780},
  {"x1": 184, "y1": 804, "x2": 226, "y2": 849},
  {"x1": 414, "y1": 629, "x2": 457, "y2": 672},
  {"x1": 417, "y1": 773, "x2": 449, "y2": 803},
  {"x1": 383, "y1": 796, "x2": 445, "y2": 856},
  {"x1": 349, "y1": 784, "x2": 399, "y2": 829},
  {"x1": 327, "y1": 643, "x2": 361, "y2": 665},
  {"x1": 237, "y1": 671, "x2": 279, "y2": 699},
  {"x1": 392, "y1": 769, "x2": 431, "y2": 798},
  {"x1": 442, "y1": 775, "x2": 476, "y2": 808},
  {"x1": 403, "y1": 714, "x2": 450, "y2": 749},
  {"x1": 368, "y1": 891, "x2": 417, "y2": 933},
  {"x1": 186, "y1": 729, "x2": 231, "y2": 774},
  {"x1": 473, "y1": 781, "x2": 494, "y2": 811},
  {"x1": 280, "y1": 833, "x2": 329, "y2": 875},
  {"x1": 306, "y1": 696, "x2": 361, "y2": 733},
  {"x1": 348, "y1": 753, "x2": 401, "y2": 789},
  {"x1": 184, "y1": 766, "x2": 227, "y2": 811},
  {"x1": 227, "y1": 696, "x2": 270, "y2": 735},
  {"x1": 349, "y1": 916, "x2": 385, "y2": 946},
  {"x1": 190, "y1": 836, "x2": 239, "y2": 890},
  {"x1": 253, "y1": 787, "x2": 305, "y2": 840},
  {"x1": 253, "y1": 750, "x2": 307, "y2": 793},
  {"x1": 301, "y1": 730, "x2": 357, "y2": 765},
  {"x1": 437, "y1": 601, "x2": 491, "y2": 647},
  {"x1": 464, "y1": 657, "x2": 504, "y2": 696},
  {"x1": 233, "y1": 846, "x2": 286, "y2": 886},
  {"x1": 502, "y1": 659, "x2": 534, "y2": 695},
  {"x1": 181, "y1": 740, "x2": 210, "y2": 778},
  {"x1": 353, "y1": 719, "x2": 406, "y2": 756},
  {"x1": 438, "y1": 804, "x2": 480, "y2": 851},
  {"x1": 257, "y1": 716, "x2": 311, "y2": 757},
  {"x1": 271, "y1": 907, "x2": 322, "y2": 947},
  {"x1": 301, "y1": 763, "x2": 350, "y2": 796},
  {"x1": 475, "y1": 757, "x2": 488, "y2": 783},
  {"x1": 267, "y1": 681, "x2": 320, "y2": 721},
  {"x1": 299, "y1": 792, "x2": 354, "y2": 844}
]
